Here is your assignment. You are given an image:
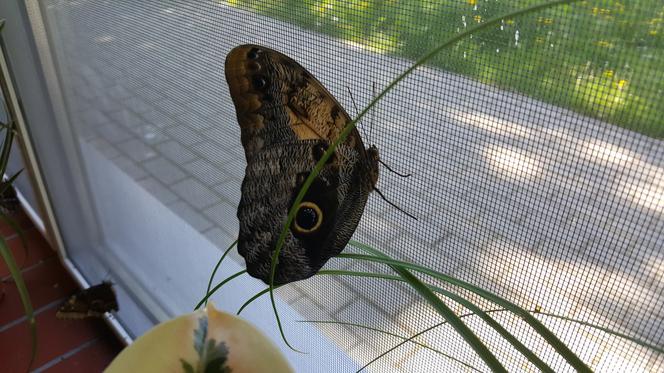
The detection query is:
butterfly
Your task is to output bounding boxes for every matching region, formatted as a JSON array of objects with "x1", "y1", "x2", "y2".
[
  {"x1": 225, "y1": 45, "x2": 380, "y2": 285},
  {"x1": 56, "y1": 282, "x2": 119, "y2": 319}
]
